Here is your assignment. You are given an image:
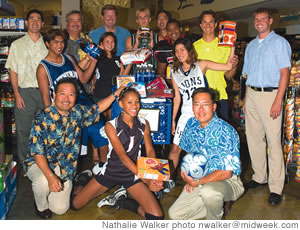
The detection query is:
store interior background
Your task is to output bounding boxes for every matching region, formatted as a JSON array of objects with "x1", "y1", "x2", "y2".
[{"x1": 1, "y1": 0, "x2": 300, "y2": 220}]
